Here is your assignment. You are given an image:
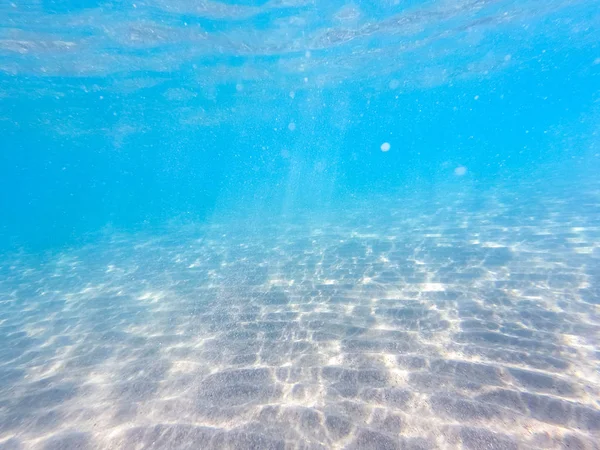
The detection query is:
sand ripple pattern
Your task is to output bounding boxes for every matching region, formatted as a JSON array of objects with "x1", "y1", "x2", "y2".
[{"x1": 1, "y1": 189, "x2": 600, "y2": 449}]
